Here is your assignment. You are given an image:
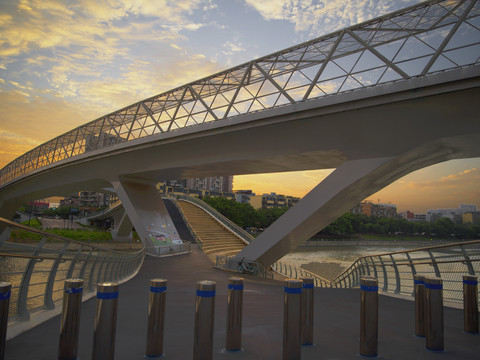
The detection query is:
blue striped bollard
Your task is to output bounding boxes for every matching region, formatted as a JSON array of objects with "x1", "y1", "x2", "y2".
[
  {"x1": 360, "y1": 276, "x2": 378, "y2": 358},
  {"x1": 300, "y1": 277, "x2": 314, "y2": 346},
  {"x1": 463, "y1": 275, "x2": 478, "y2": 334},
  {"x1": 425, "y1": 277, "x2": 443, "y2": 352},
  {"x1": 92, "y1": 282, "x2": 119, "y2": 360},
  {"x1": 225, "y1": 277, "x2": 243, "y2": 352},
  {"x1": 58, "y1": 279, "x2": 84, "y2": 360},
  {"x1": 0, "y1": 282, "x2": 11, "y2": 360},
  {"x1": 145, "y1": 279, "x2": 167, "y2": 359},
  {"x1": 414, "y1": 275, "x2": 426, "y2": 337},
  {"x1": 283, "y1": 279, "x2": 302, "y2": 360},
  {"x1": 194, "y1": 280, "x2": 216, "y2": 360}
]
